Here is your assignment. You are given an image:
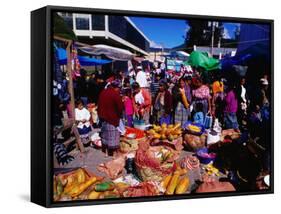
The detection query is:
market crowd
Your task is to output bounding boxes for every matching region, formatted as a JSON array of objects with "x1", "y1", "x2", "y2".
[{"x1": 53, "y1": 63, "x2": 271, "y2": 192}]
